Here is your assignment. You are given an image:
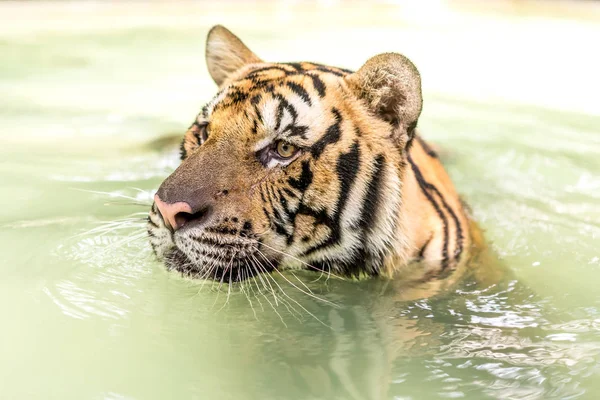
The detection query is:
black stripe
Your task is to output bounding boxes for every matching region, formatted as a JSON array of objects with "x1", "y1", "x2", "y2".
[
  {"x1": 315, "y1": 66, "x2": 346, "y2": 77},
  {"x1": 286, "y1": 125, "x2": 308, "y2": 139},
  {"x1": 407, "y1": 154, "x2": 449, "y2": 269},
  {"x1": 261, "y1": 206, "x2": 271, "y2": 224},
  {"x1": 311, "y1": 63, "x2": 352, "y2": 75},
  {"x1": 277, "y1": 189, "x2": 297, "y2": 245},
  {"x1": 269, "y1": 186, "x2": 293, "y2": 240},
  {"x1": 349, "y1": 153, "x2": 386, "y2": 277},
  {"x1": 179, "y1": 139, "x2": 187, "y2": 160},
  {"x1": 283, "y1": 187, "x2": 298, "y2": 199},
  {"x1": 308, "y1": 74, "x2": 326, "y2": 97},
  {"x1": 266, "y1": 185, "x2": 282, "y2": 222},
  {"x1": 286, "y1": 81, "x2": 312, "y2": 106},
  {"x1": 428, "y1": 185, "x2": 464, "y2": 262},
  {"x1": 250, "y1": 93, "x2": 262, "y2": 134},
  {"x1": 253, "y1": 103, "x2": 263, "y2": 124},
  {"x1": 259, "y1": 184, "x2": 268, "y2": 204},
  {"x1": 277, "y1": 189, "x2": 291, "y2": 214},
  {"x1": 225, "y1": 88, "x2": 249, "y2": 104},
  {"x1": 281, "y1": 161, "x2": 314, "y2": 244},
  {"x1": 284, "y1": 62, "x2": 304, "y2": 71},
  {"x1": 260, "y1": 183, "x2": 278, "y2": 222},
  {"x1": 245, "y1": 65, "x2": 292, "y2": 78},
  {"x1": 310, "y1": 108, "x2": 342, "y2": 159},
  {"x1": 267, "y1": 183, "x2": 280, "y2": 204},
  {"x1": 359, "y1": 154, "x2": 385, "y2": 233},
  {"x1": 273, "y1": 93, "x2": 299, "y2": 132},
  {"x1": 261, "y1": 183, "x2": 291, "y2": 240},
  {"x1": 303, "y1": 141, "x2": 361, "y2": 256},
  {"x1": 250, "y1": 94, "x2": 262, "y2": 105},
  {"x1": 273, "y1": 219, "x2": 289, "y2": 238},
  {"x1": 274, "y1": 100, "x2": 285, "y2": 132},
  {"x1": 247, "y1": 78, "x2": 276, "y2": 92},
  {"x1": 418, "y1": 234, "x2": 433, "y2": 259},
  {"x1": 275, "y1": 93, "x2": 298, "y2": 120},
  {"x1": 295, "y1": 203, "x2": 330, "y2": 226},
  {"x1": 288, "y1": 160, "x2": 313, "y2": 192}
]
